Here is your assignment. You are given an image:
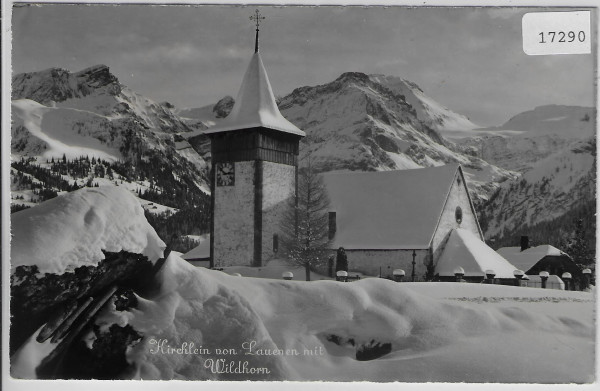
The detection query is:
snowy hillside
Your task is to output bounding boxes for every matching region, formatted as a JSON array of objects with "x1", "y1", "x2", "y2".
[
  {"x1": 459, "y1": 105, "x2": 596, "y2": 172},
  {"x1": 370, "y1": 74, "x2": 479, "y2": 132},
  {"x1": 484, "y1": 105, "x2": 595, "y2": 138},
  {"x1": 173, "y1": 96, "x2": 234, "y2": 129},
  {"x1": 480, "y1": 138, "x2": 596, "y2": 240},
  {"x1": 10, "y1": 189, "x2": 594, "y2": 381}
]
